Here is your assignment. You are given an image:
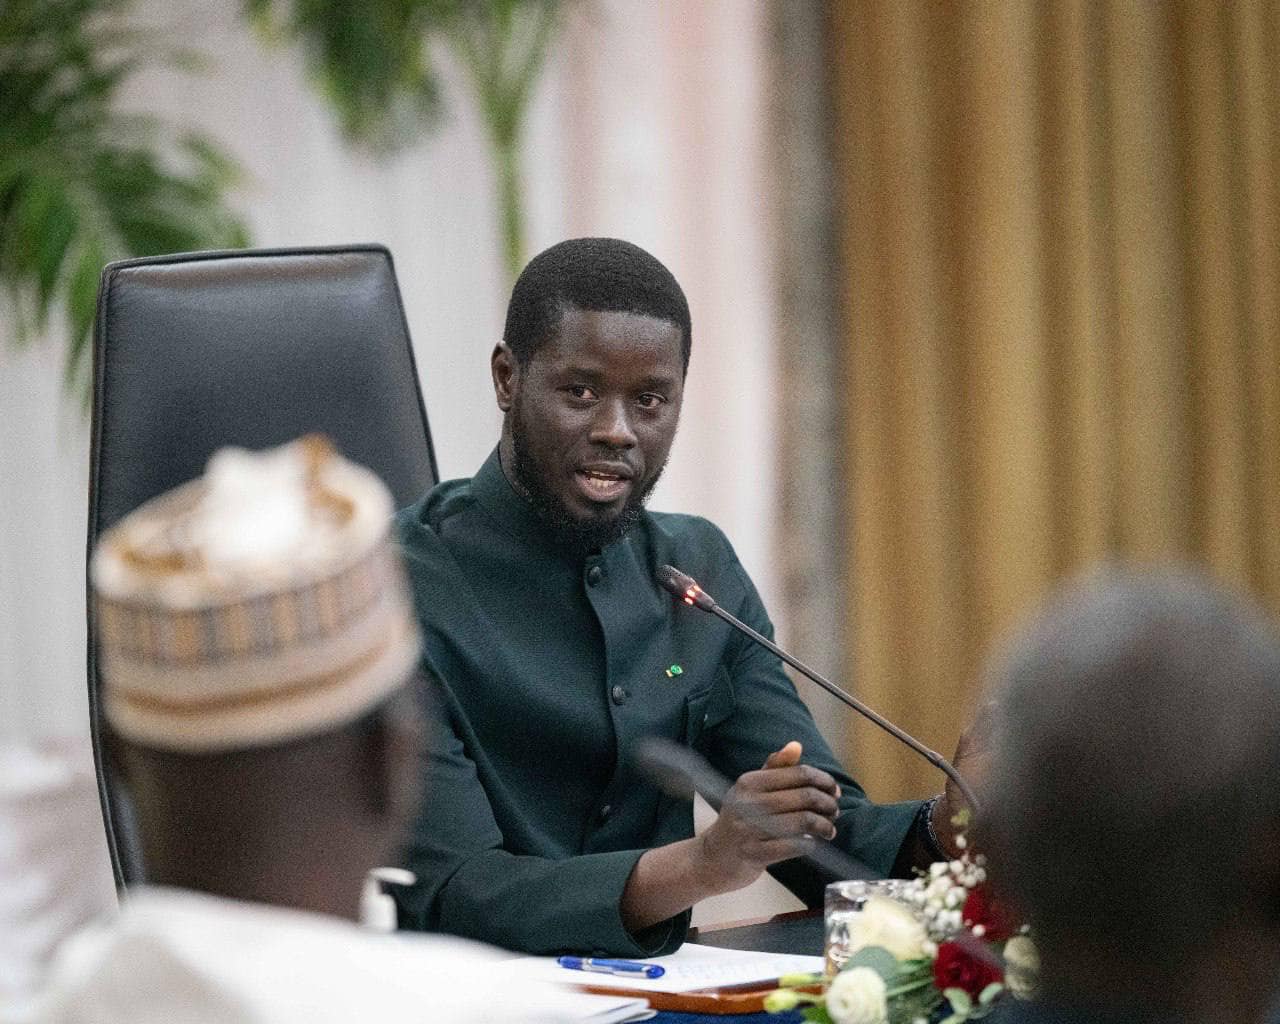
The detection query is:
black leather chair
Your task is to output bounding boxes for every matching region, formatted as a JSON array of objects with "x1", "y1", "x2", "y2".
[{"x1": 87, "y1": 244, "x2": 438, "y2": 887}]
